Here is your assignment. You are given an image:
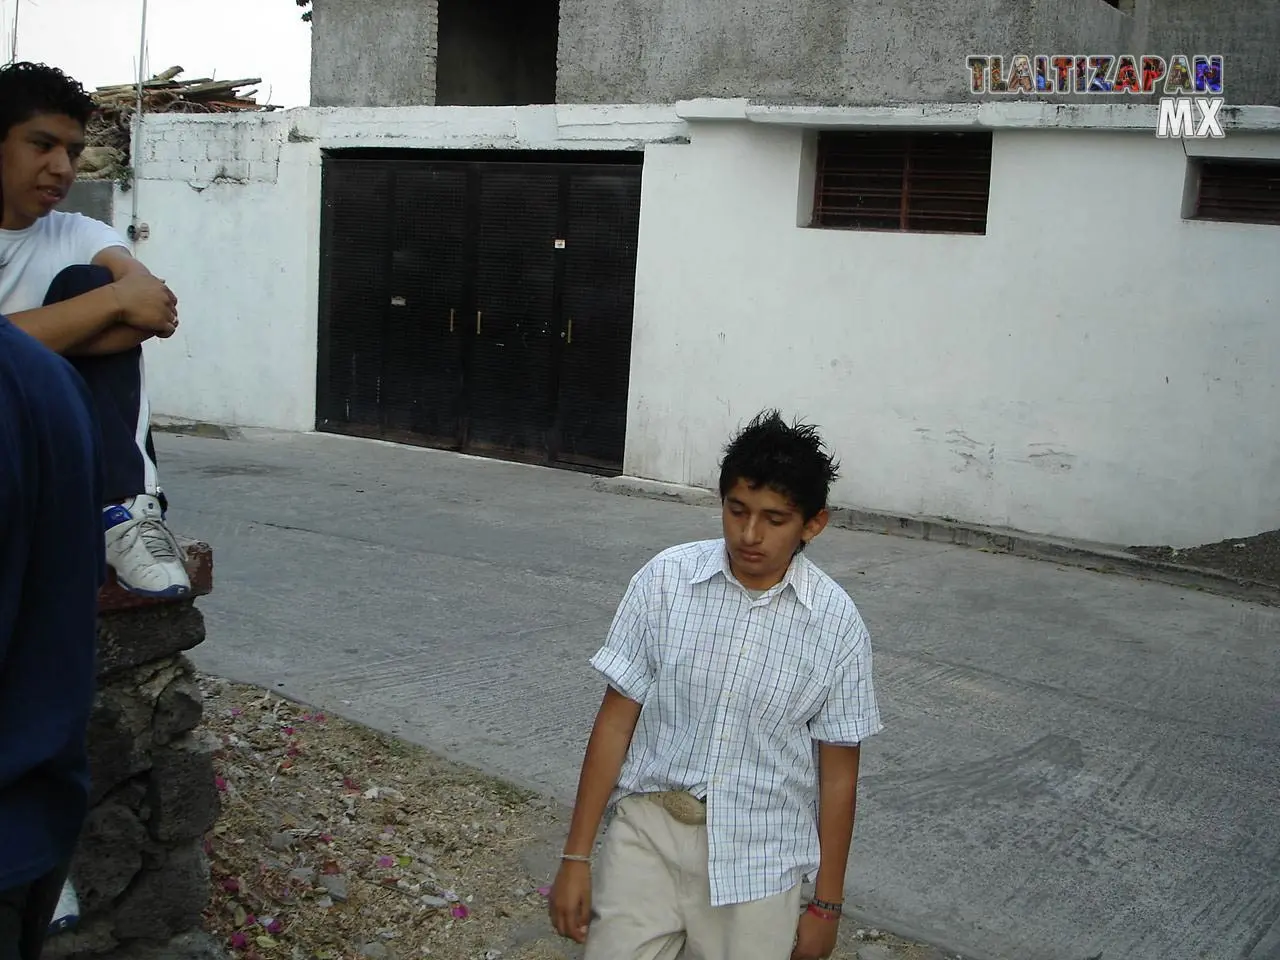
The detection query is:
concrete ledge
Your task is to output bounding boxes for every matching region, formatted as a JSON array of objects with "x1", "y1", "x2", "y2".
[
  {"x1": 592, "y1": 476, "x2": 1280, "y2": 608},
  {"x1": 674, "y1": 97, "x2": 1280, "y2": 132}
]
